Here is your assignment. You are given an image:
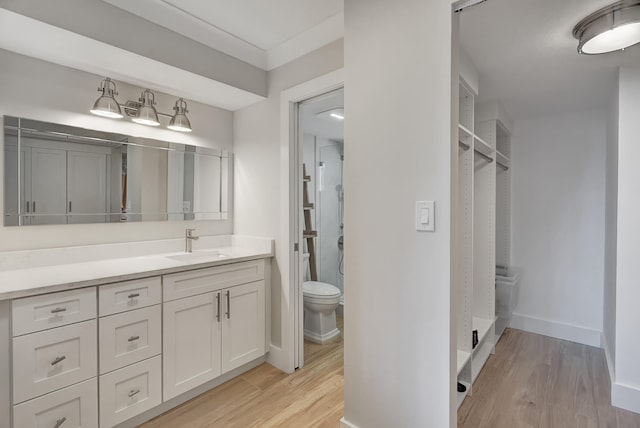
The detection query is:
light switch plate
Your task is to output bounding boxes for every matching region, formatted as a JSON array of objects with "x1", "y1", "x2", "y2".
[{"x1": 416, "y1": 201, "x2": 435, "y2": 232}]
